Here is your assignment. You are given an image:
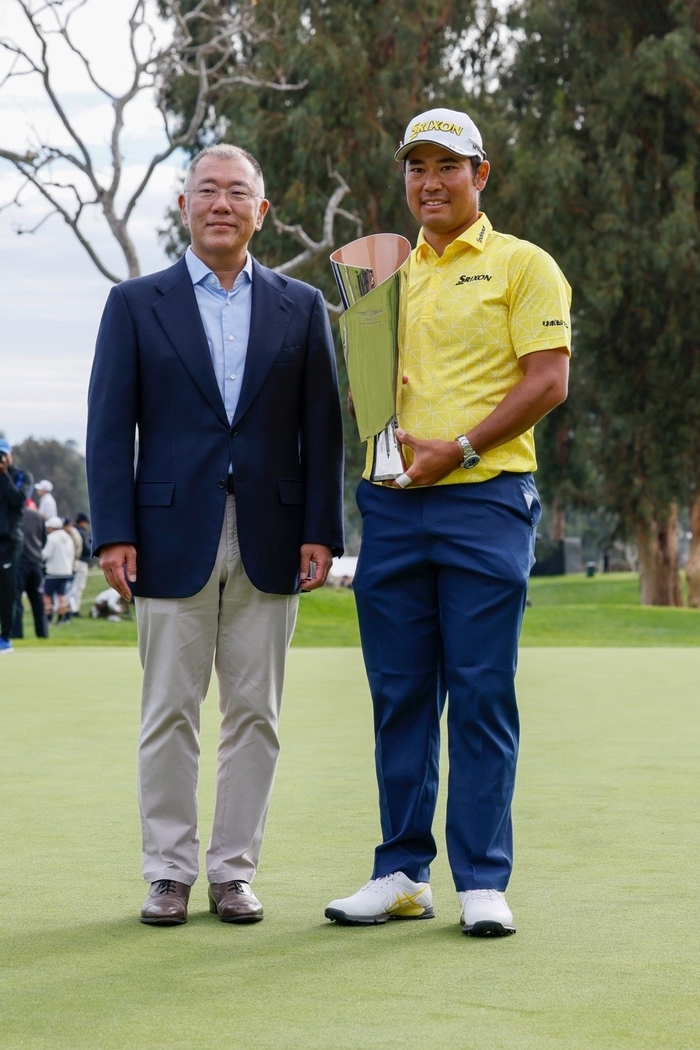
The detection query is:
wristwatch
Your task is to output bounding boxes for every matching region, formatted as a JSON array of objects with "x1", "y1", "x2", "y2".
[{"x1": 455, "y1": 435, "x2": 481, "y2": 470}]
